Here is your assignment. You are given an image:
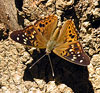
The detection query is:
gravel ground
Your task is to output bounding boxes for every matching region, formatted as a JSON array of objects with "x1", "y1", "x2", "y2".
[{"x1": 0, "y1": 0, "x2": 100, "y2": 93}]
